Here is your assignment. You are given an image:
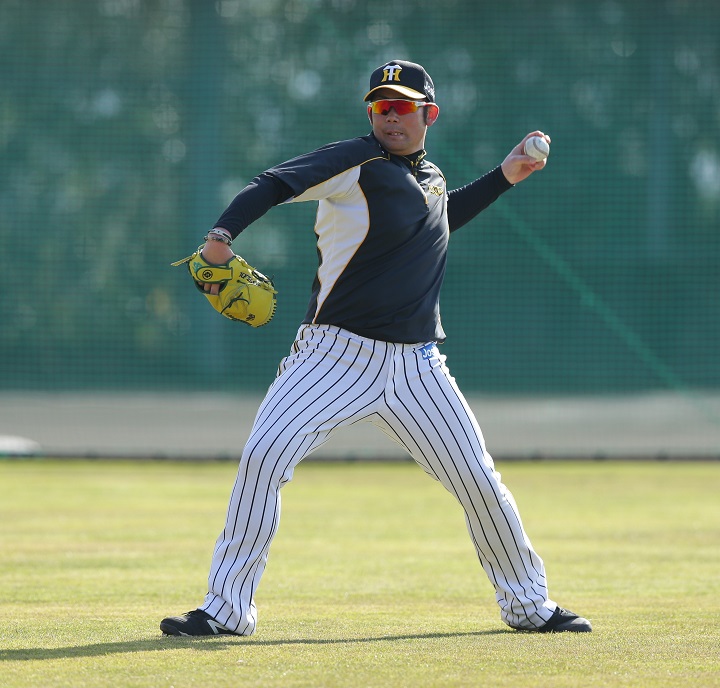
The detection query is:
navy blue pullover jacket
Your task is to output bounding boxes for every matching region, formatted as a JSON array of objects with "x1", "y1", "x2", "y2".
[{"x1": 215, "y1": 133, "x2": 511, "y2": 343}]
